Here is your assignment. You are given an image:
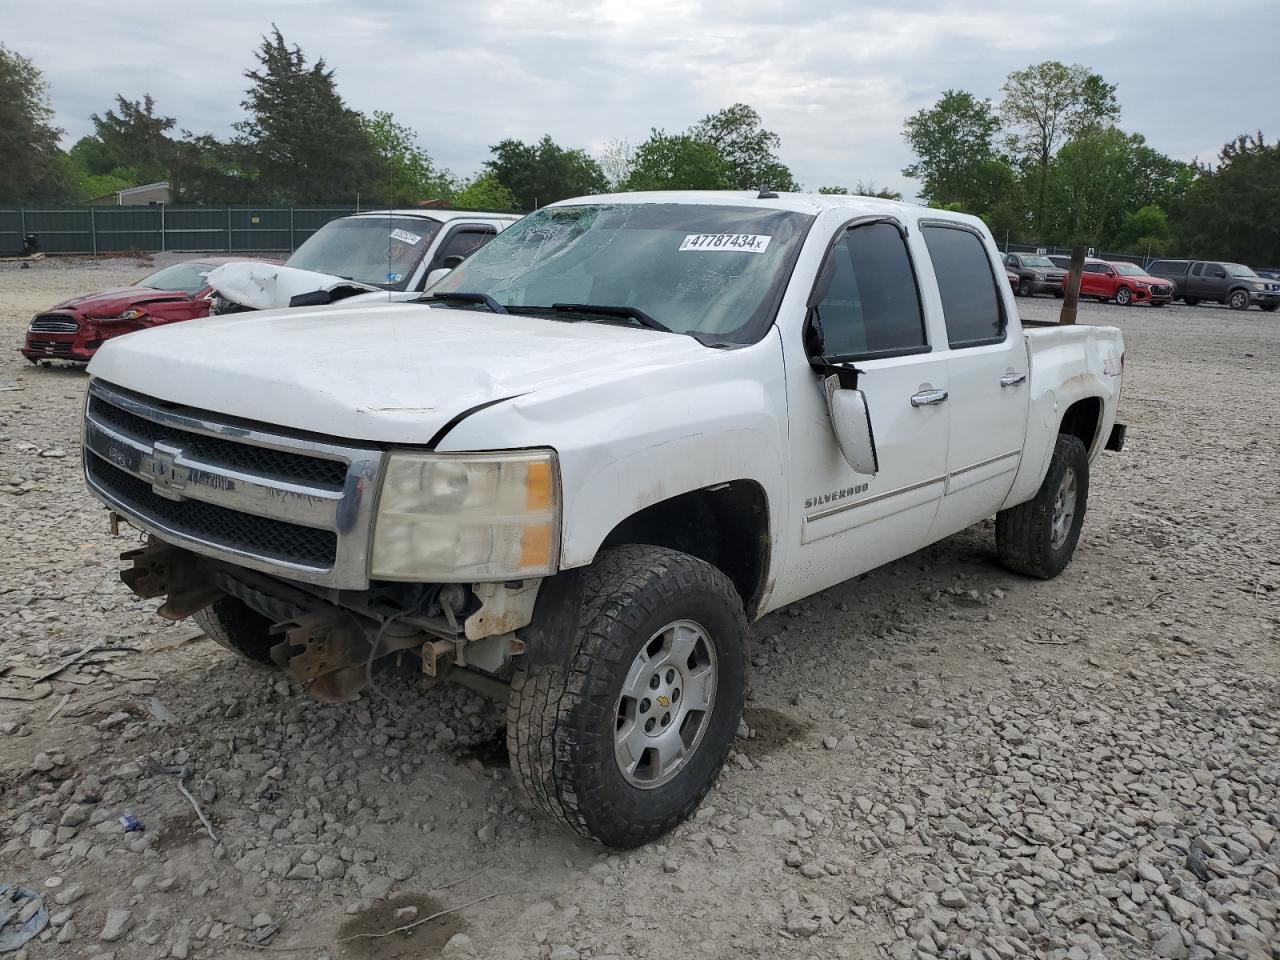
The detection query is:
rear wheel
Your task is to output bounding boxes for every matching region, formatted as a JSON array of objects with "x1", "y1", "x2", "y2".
[
  {"x1": 1228, "y1": 289, "x2": 1249, "y2": 310},
  {"x1": 996, "y1": 435, "x2": 1089, "y2": 580},
  {"x1": 193, "y1": 597, "x2": 277, "y2": 664},
  {"x1": 507, "y1": 545, "x2": 747, "y2": 848},
  {"x1": 1114, "y1": 286, "x2": 1132, "y2": 306}
]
